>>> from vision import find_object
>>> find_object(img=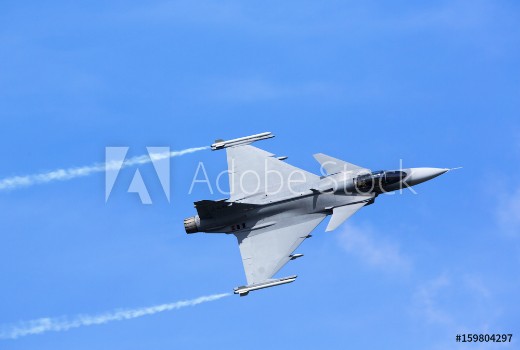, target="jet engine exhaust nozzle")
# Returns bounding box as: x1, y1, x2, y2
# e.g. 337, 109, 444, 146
184, 216, 200, 234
